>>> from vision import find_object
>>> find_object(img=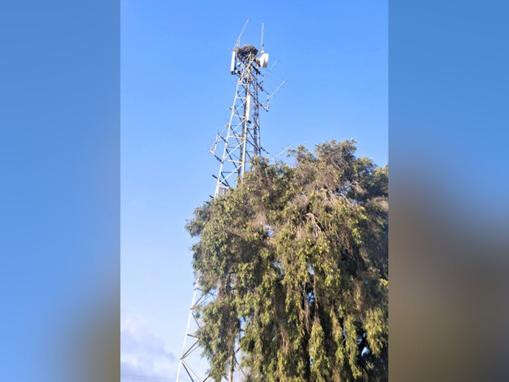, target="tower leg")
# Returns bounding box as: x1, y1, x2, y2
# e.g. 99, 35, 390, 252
176, 286, 198, 382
